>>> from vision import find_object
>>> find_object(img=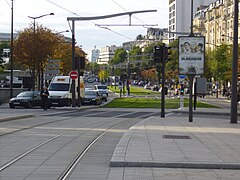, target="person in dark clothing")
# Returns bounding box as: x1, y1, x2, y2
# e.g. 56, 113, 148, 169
40, 86, 49, 110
